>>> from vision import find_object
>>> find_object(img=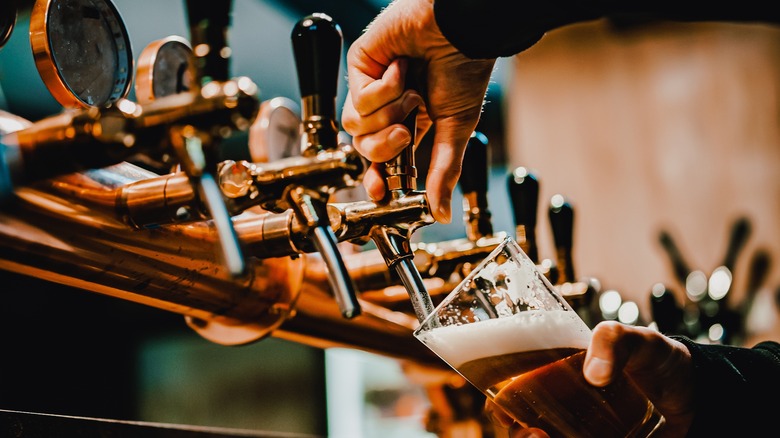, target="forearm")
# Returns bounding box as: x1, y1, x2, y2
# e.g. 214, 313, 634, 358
433, 0, 780, 59
672, 337, 780, 436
